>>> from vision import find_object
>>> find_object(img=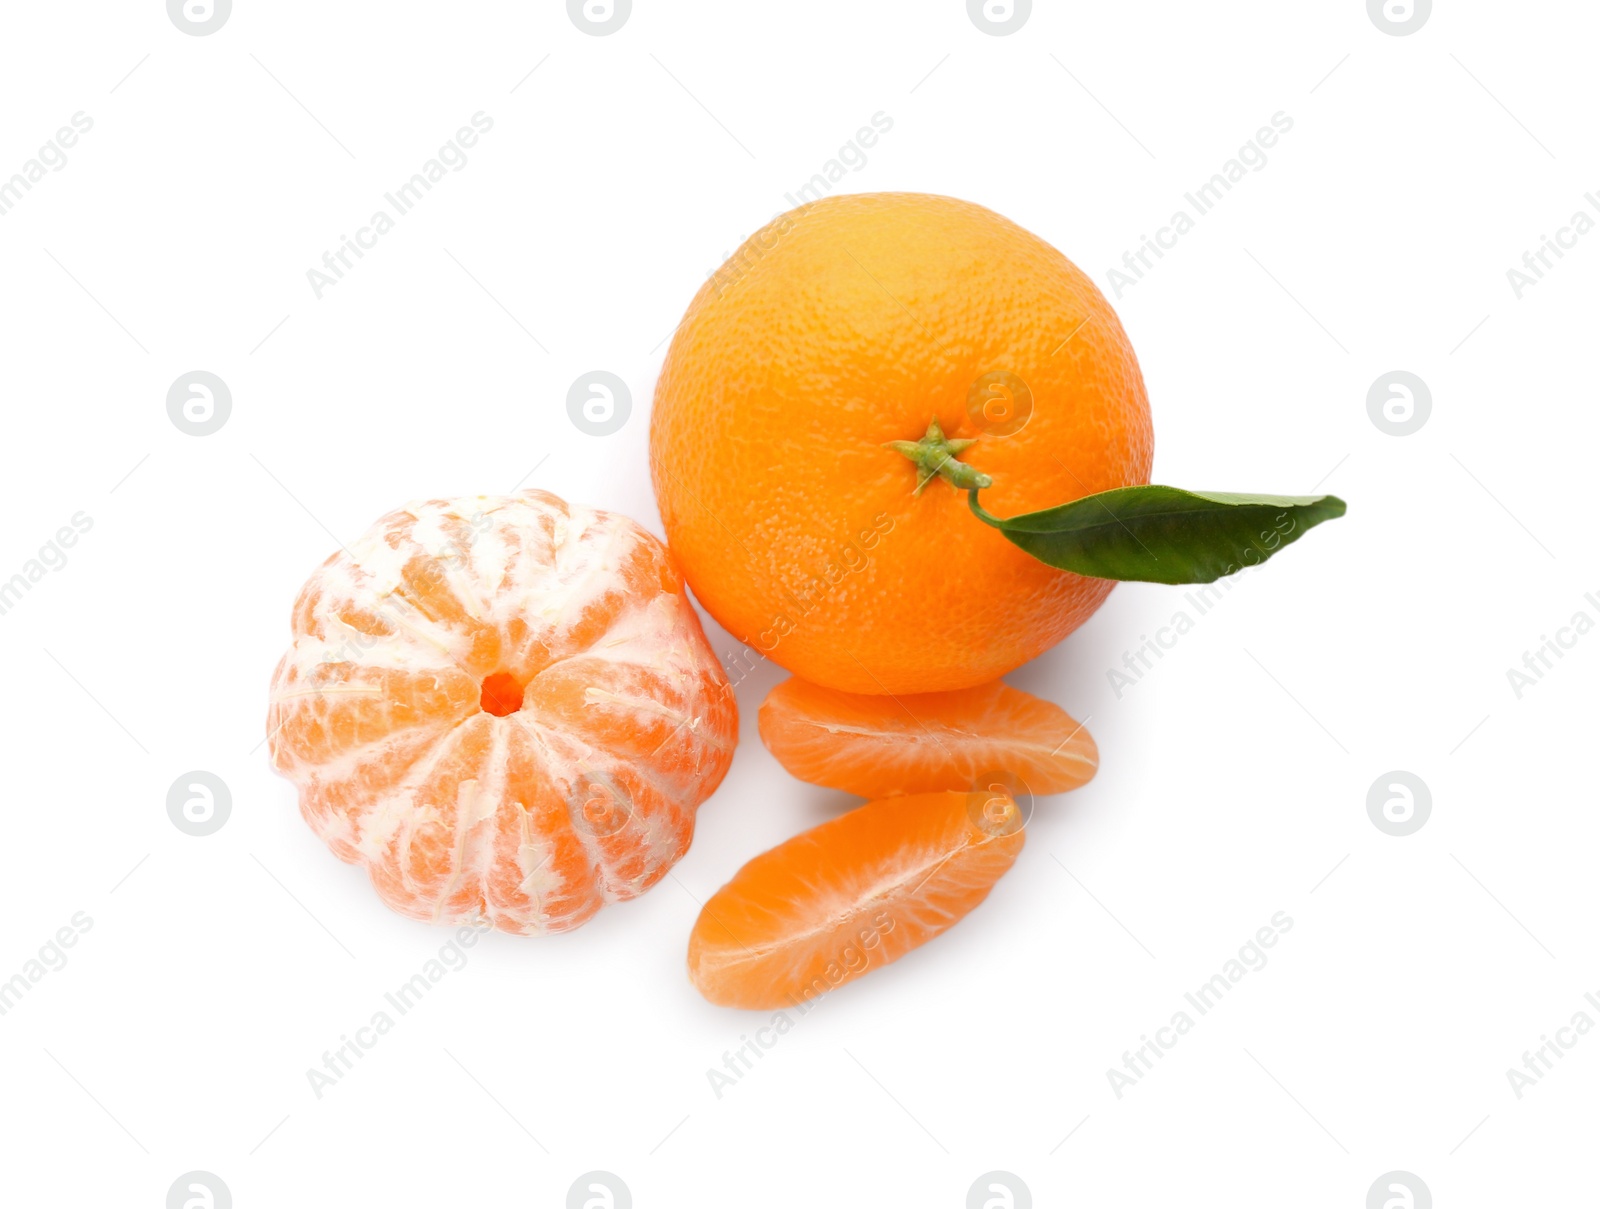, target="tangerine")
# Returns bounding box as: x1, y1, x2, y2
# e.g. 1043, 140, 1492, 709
688, 789, 1026, 1009
651, 192, 1152, 694
267, 490, 737, 935
758, 675, 1096, 799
